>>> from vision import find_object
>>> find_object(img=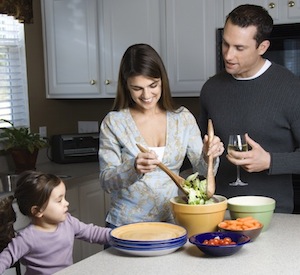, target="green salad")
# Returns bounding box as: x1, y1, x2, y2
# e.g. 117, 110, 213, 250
182, 172, 214, 205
